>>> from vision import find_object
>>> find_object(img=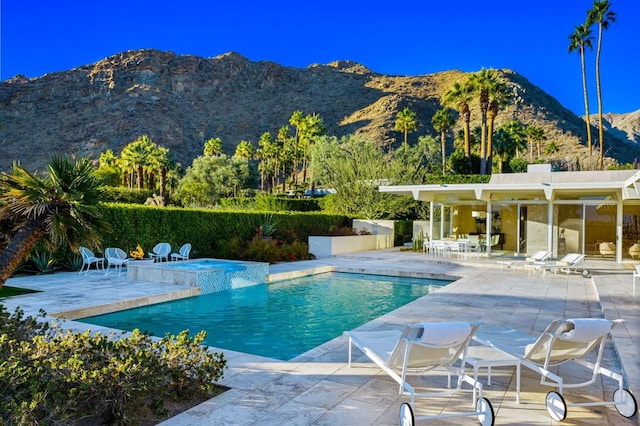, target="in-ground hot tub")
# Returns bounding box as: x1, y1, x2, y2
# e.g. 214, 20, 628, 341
127, 258, 269, 295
